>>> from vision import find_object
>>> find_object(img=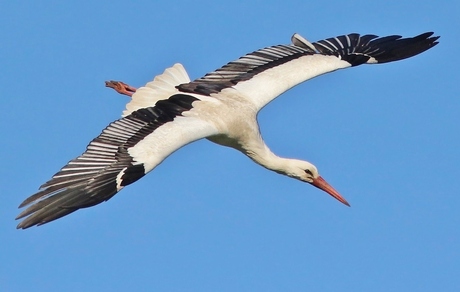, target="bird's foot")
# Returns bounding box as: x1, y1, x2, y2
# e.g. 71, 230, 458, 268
105, 81, 137, 97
